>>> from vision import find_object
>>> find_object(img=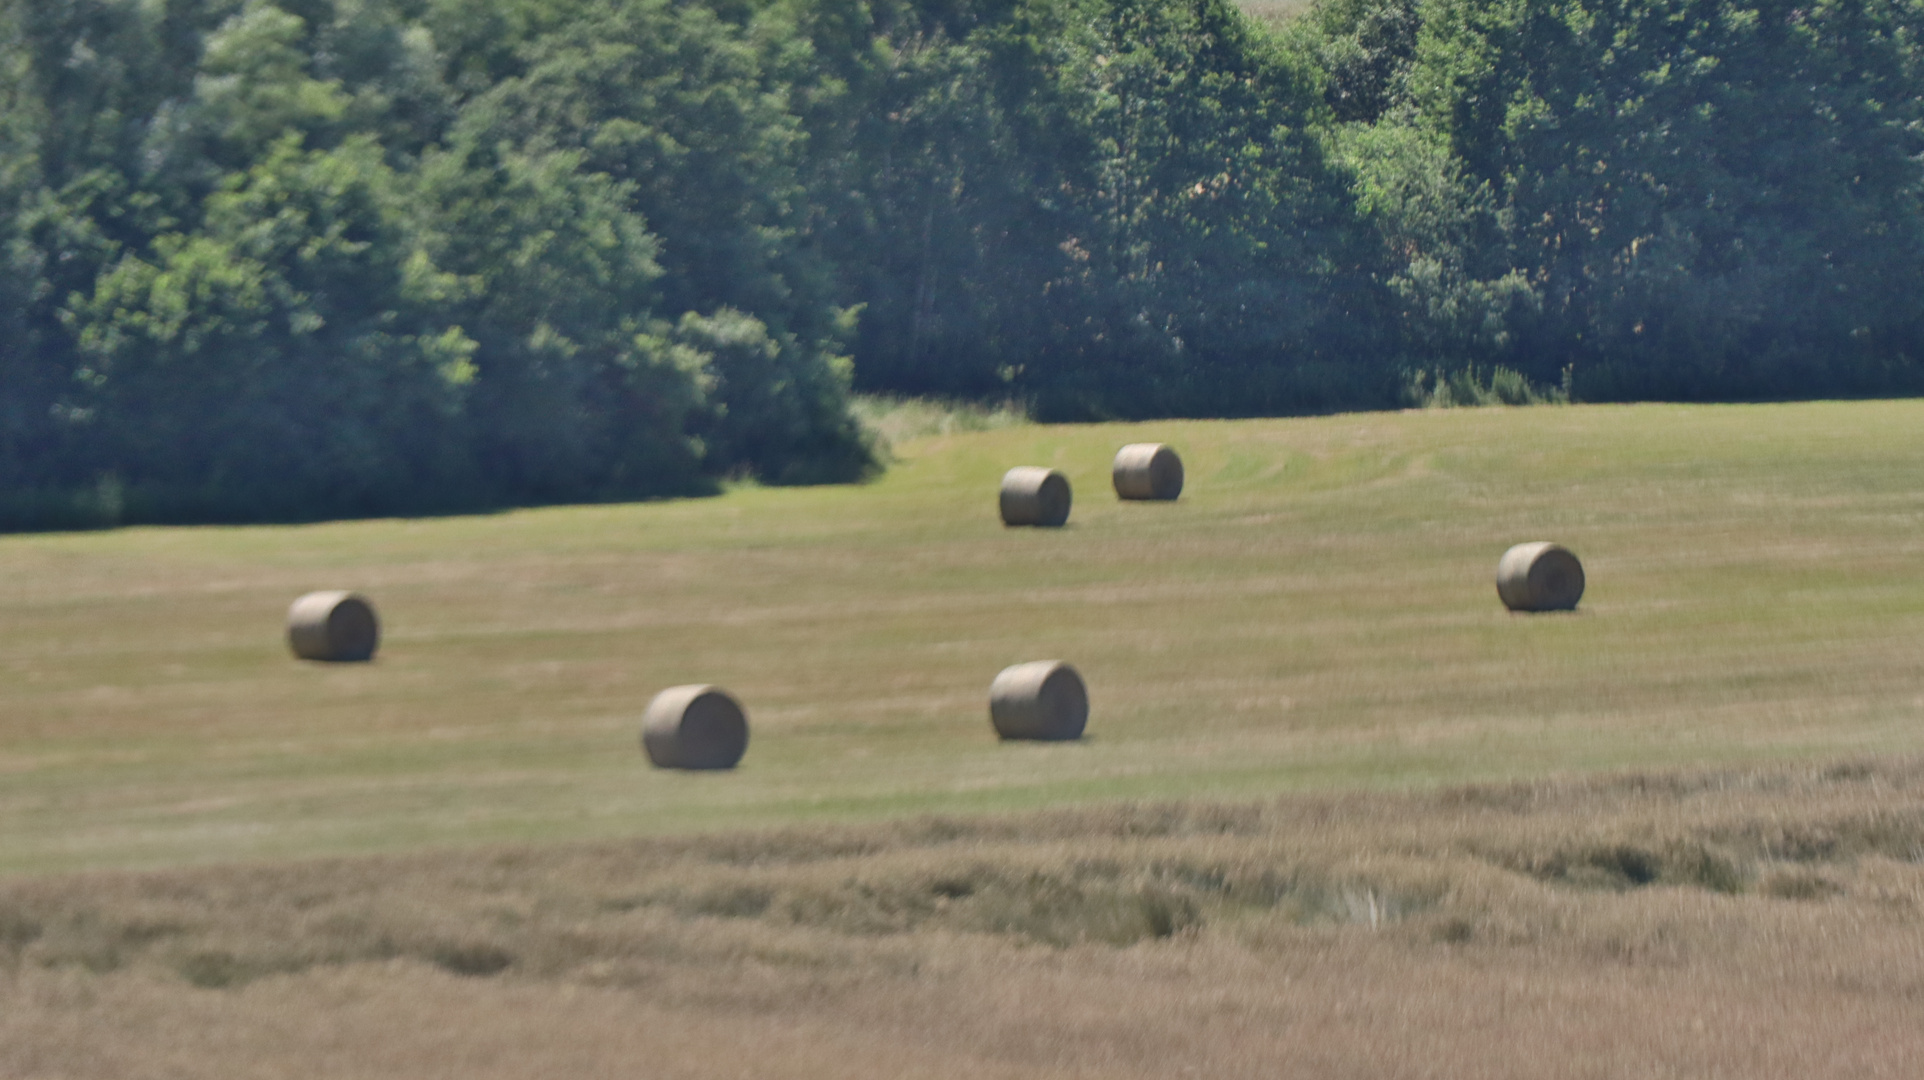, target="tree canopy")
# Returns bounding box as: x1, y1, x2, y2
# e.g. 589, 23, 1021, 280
2, 0, 1920, 527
